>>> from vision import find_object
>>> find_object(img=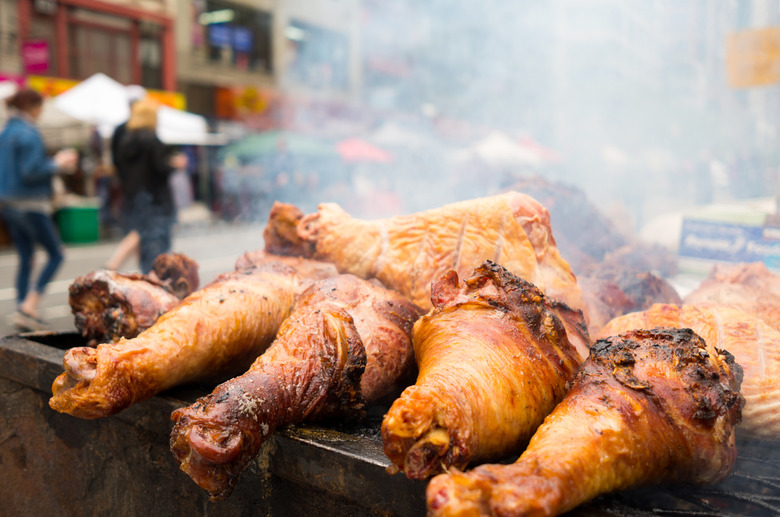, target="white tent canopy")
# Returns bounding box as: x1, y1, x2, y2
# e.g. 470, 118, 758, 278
157, 105, 227, 145
53, 73, 129, 138
53, 73, 224, 145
